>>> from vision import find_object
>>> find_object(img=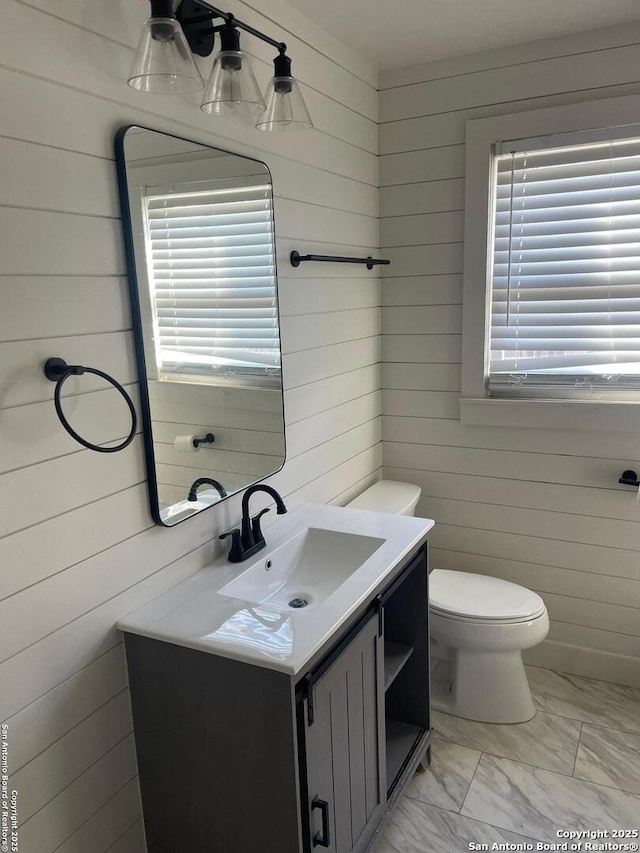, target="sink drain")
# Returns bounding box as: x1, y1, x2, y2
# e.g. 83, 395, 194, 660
289, 597, 309, 609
